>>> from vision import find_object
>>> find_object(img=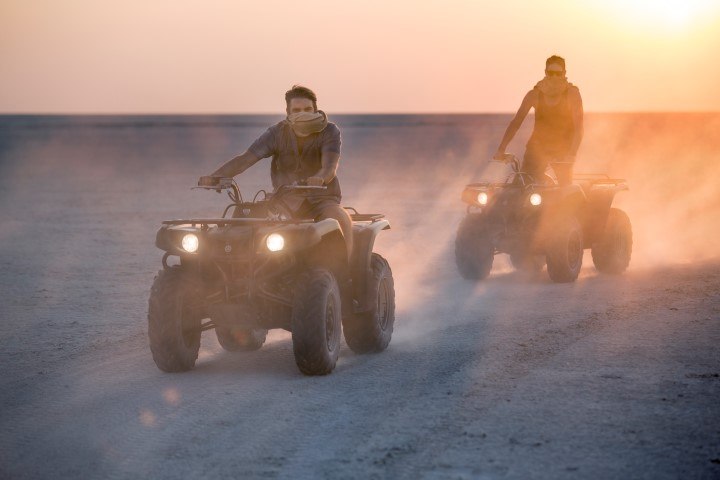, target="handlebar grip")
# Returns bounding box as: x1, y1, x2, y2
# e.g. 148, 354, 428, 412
198, 176, 234, 189
491, 153, 518, 164
198, 175, 220, 187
